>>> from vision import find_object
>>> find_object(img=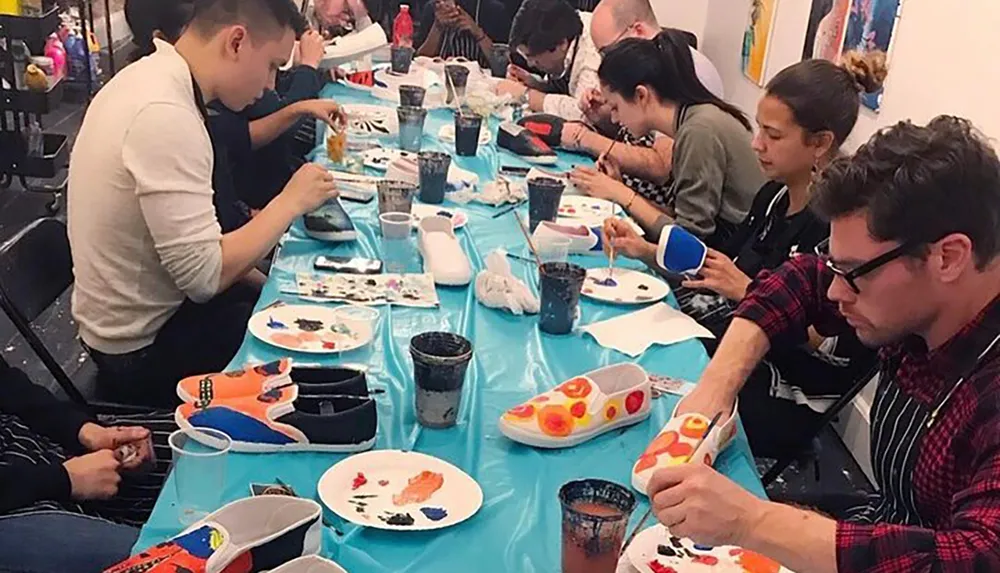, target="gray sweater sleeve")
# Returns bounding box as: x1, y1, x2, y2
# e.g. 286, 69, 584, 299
666, 126, 727, 239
